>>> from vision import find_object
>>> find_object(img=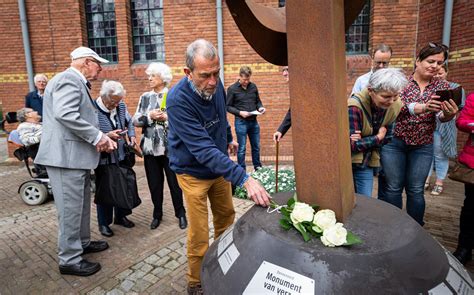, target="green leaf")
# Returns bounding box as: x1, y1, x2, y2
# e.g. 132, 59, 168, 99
287, 196, 296, 208
344, 231, 363, 246
280, 207, 291, 217
294, 223, 311, 242
269, 200, 280, 209
279, 219, 292, 230
311, 204, 320, 211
